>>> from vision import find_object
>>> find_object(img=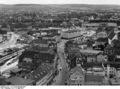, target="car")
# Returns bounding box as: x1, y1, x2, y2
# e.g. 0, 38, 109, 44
58, 65, 62, 71
59, 66, 62, 71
